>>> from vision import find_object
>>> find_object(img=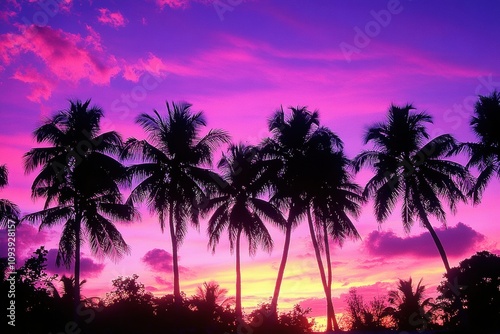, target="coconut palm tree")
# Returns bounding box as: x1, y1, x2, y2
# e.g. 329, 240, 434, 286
457, 91, 500, 203
263, 106, 347, 330
0, 164, 20, 226
307, 147, 364, 331
353, 104, 471, 275
203, 143, 284, 318
122, 101, 229, 303
23, 99, 136, 312
385, 278, 434, 331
